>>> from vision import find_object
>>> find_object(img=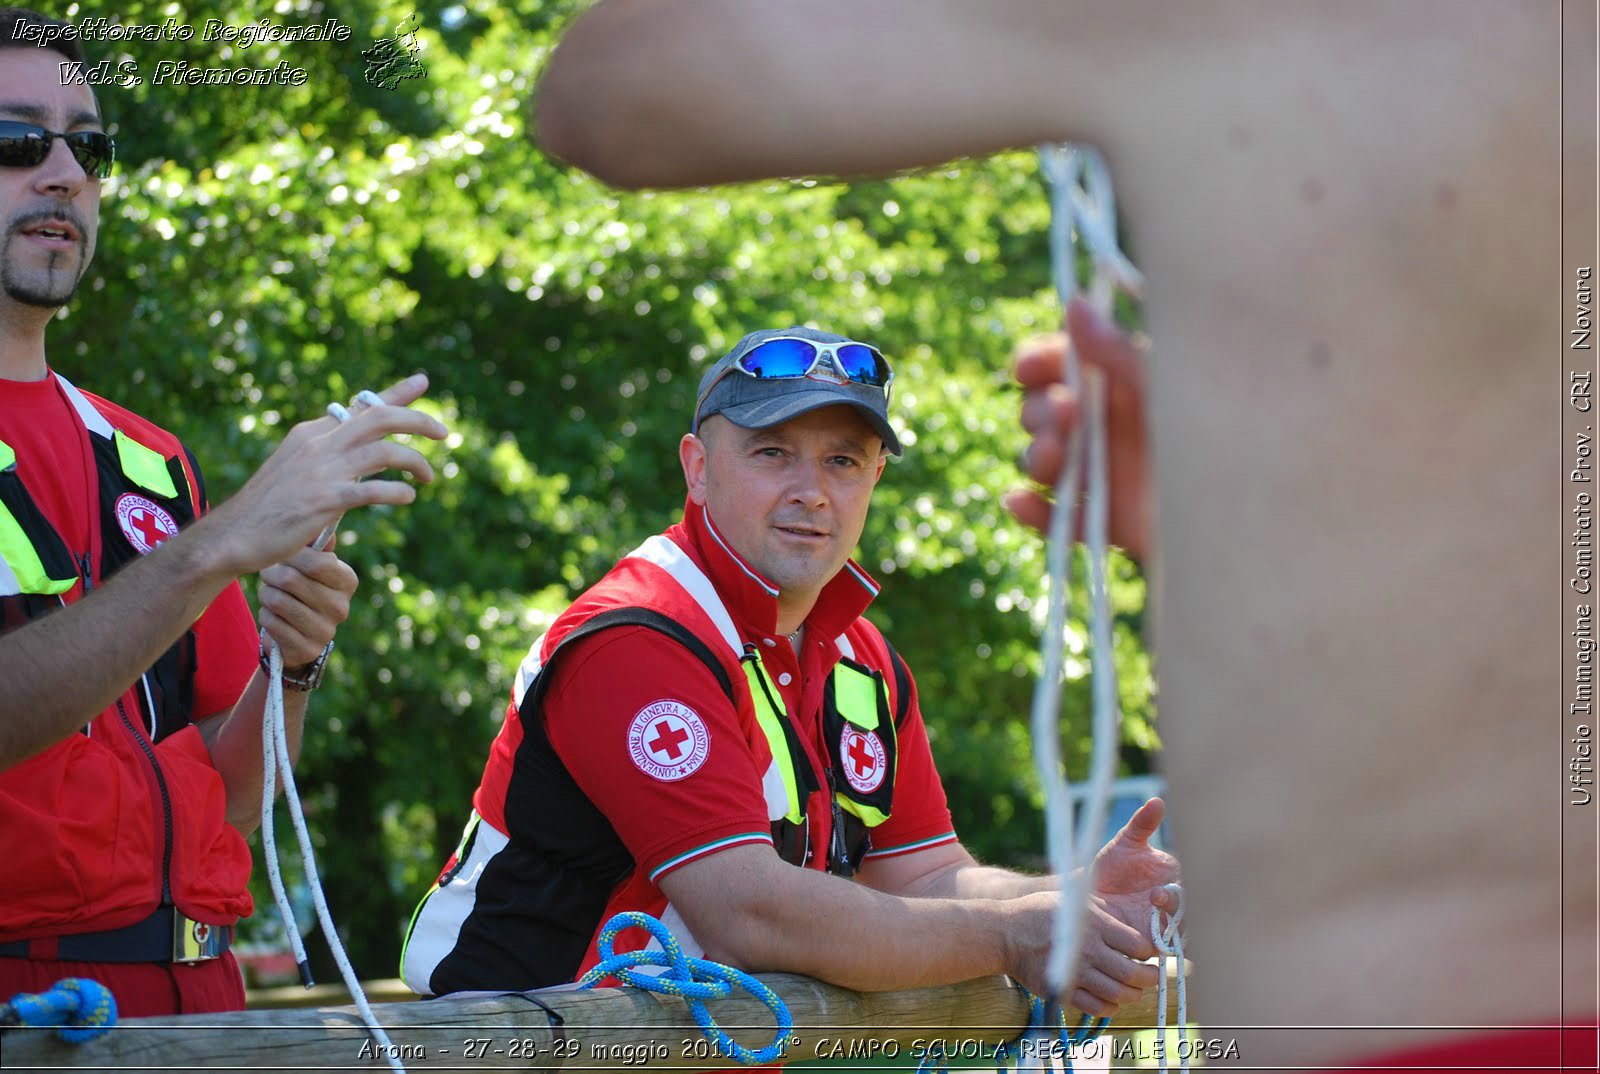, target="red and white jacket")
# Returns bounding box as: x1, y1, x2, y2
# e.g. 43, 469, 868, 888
403, 501, 956, 995
0, 373, 256, 941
